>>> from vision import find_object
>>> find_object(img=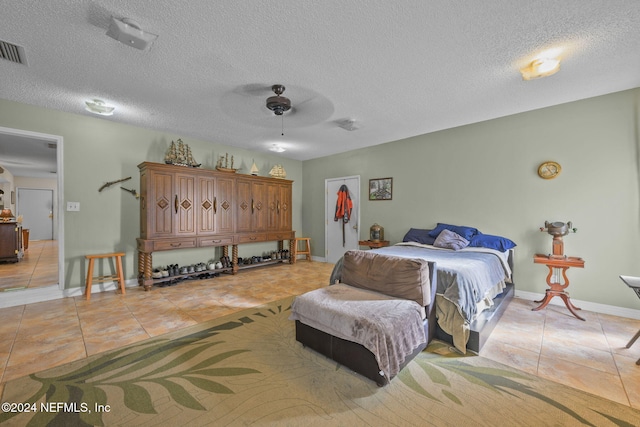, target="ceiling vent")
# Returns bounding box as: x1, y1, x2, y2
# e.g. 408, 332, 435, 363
0, 40, 27, 65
